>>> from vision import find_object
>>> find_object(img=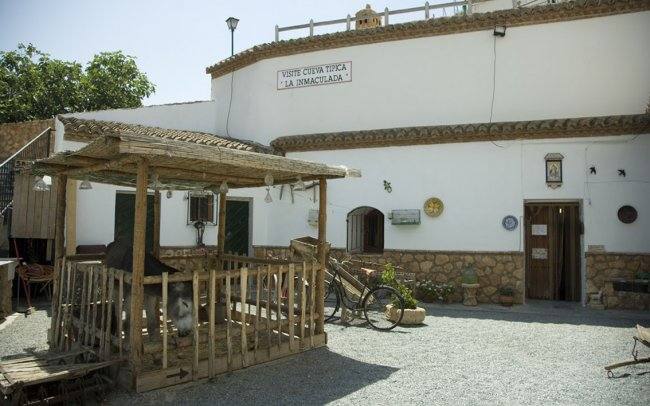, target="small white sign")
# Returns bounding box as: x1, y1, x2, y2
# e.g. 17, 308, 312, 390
531, 248, 548, 259
277, 61, 352, 90
532, 224, 547, 236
